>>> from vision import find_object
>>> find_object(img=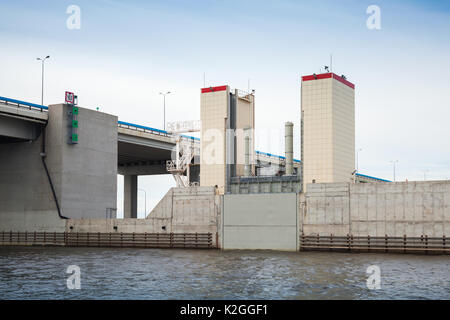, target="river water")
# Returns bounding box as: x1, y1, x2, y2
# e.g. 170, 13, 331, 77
0, 246, 448, 300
